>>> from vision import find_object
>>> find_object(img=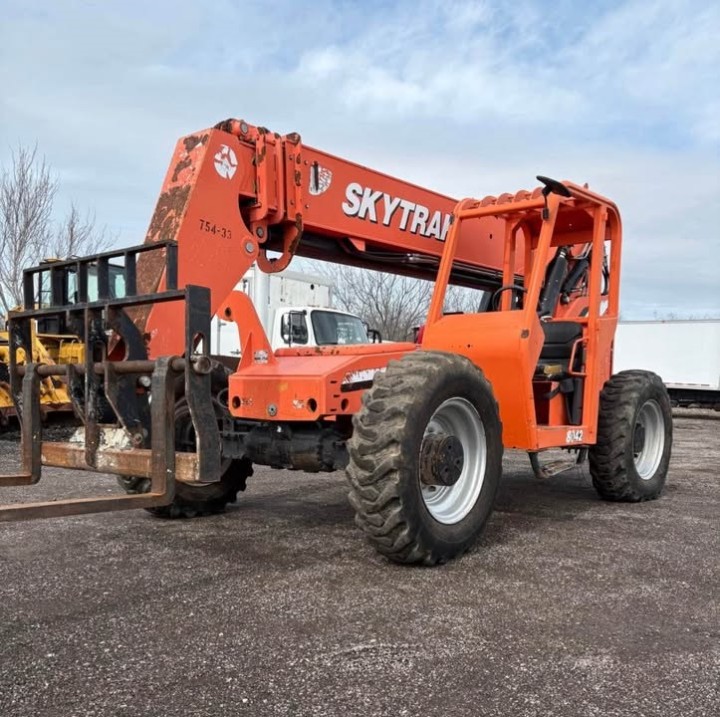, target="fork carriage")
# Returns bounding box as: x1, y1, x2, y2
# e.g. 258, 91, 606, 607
0, 241, 223, 521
